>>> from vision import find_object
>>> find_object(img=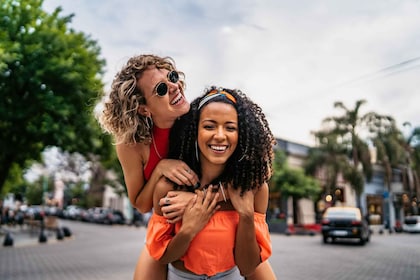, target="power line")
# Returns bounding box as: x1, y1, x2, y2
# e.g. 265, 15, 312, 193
323, 56, 420, 91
